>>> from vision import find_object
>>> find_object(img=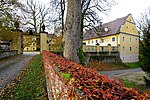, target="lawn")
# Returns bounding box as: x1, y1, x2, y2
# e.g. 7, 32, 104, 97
125, 62, 140, 68
0, 55, 48, 99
